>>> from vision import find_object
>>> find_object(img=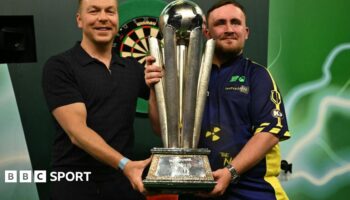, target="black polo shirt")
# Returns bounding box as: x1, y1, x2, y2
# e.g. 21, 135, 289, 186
42, 42, 149, 176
